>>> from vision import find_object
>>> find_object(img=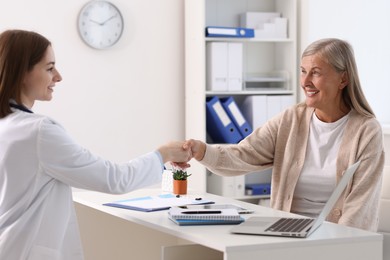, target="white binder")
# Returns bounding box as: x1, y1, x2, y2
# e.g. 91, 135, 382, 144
241, 95, 268, 129
207, 171, 245, 198
227, 43, 243, 91
206, 42, 243, 92
206, 42, 228, 91
241, 95, 295, 129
